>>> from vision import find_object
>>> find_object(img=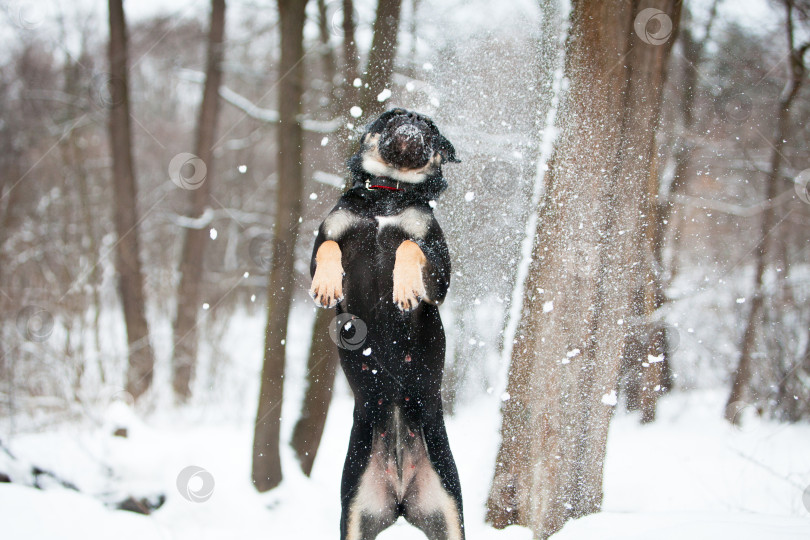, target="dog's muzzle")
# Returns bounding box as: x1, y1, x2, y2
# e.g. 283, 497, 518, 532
379, 115, 433, 169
